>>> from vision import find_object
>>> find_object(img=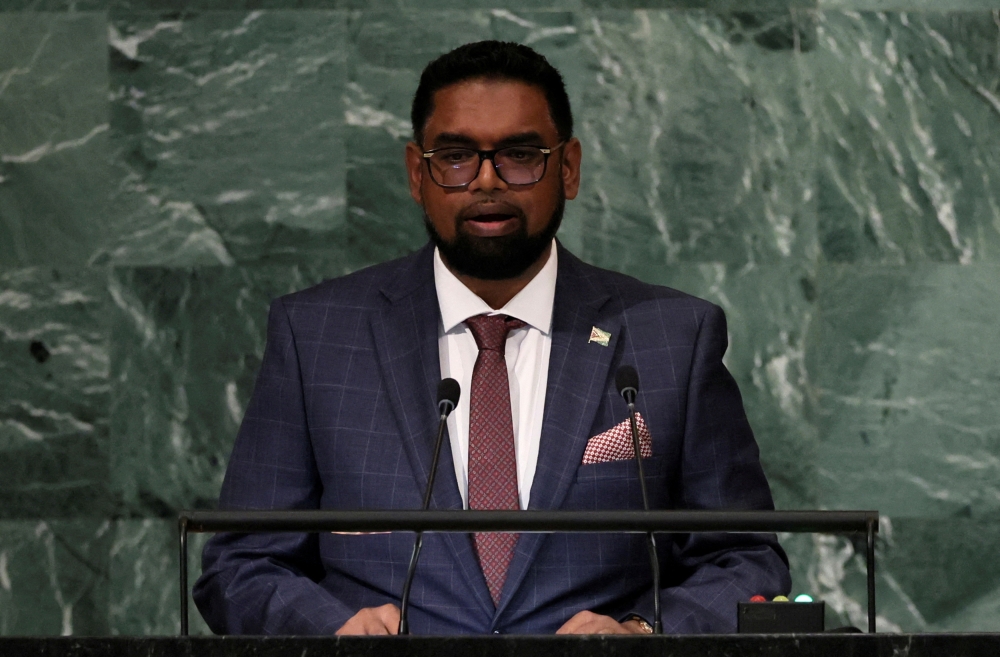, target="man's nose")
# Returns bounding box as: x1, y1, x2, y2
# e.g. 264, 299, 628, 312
467, 156, 508, 193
